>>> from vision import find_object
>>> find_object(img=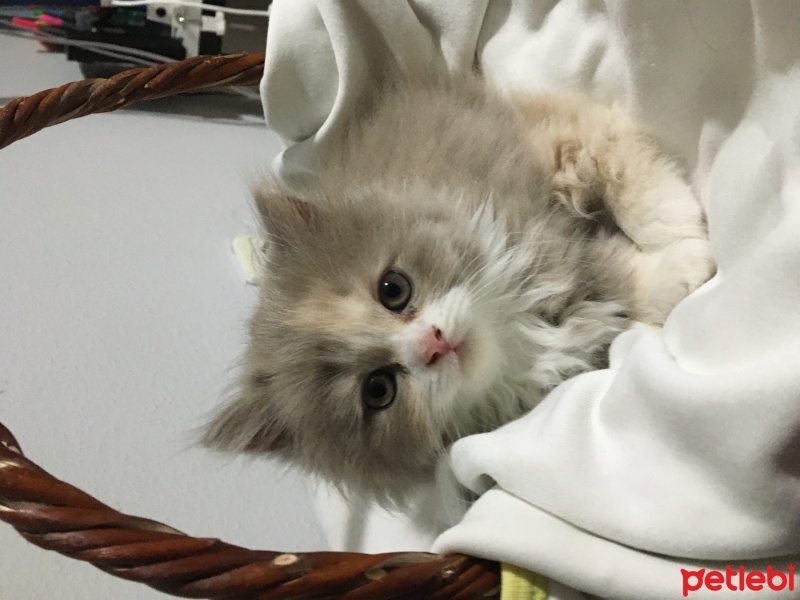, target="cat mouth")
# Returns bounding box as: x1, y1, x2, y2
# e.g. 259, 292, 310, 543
429, 333, 470, 371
